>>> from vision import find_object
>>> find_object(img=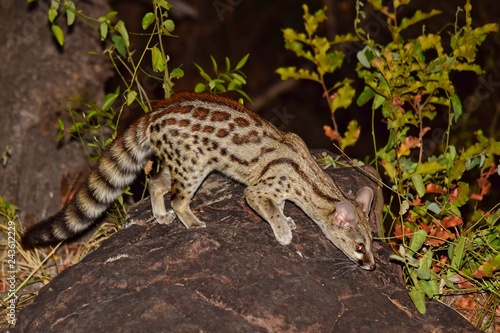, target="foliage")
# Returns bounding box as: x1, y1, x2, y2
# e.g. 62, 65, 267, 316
353, 0, 500, 324
276, 5, 359, 149
280, 0, 499, 327
194, 54, 252, 103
